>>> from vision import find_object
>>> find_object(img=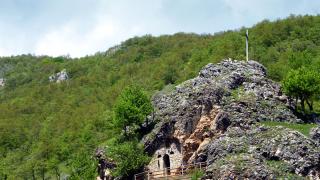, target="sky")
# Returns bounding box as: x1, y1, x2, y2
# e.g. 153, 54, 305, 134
0, 0, 319, 57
